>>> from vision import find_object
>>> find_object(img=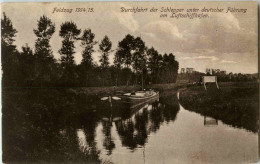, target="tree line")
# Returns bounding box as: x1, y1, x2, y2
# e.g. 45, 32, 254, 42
2, 13, 179, 87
